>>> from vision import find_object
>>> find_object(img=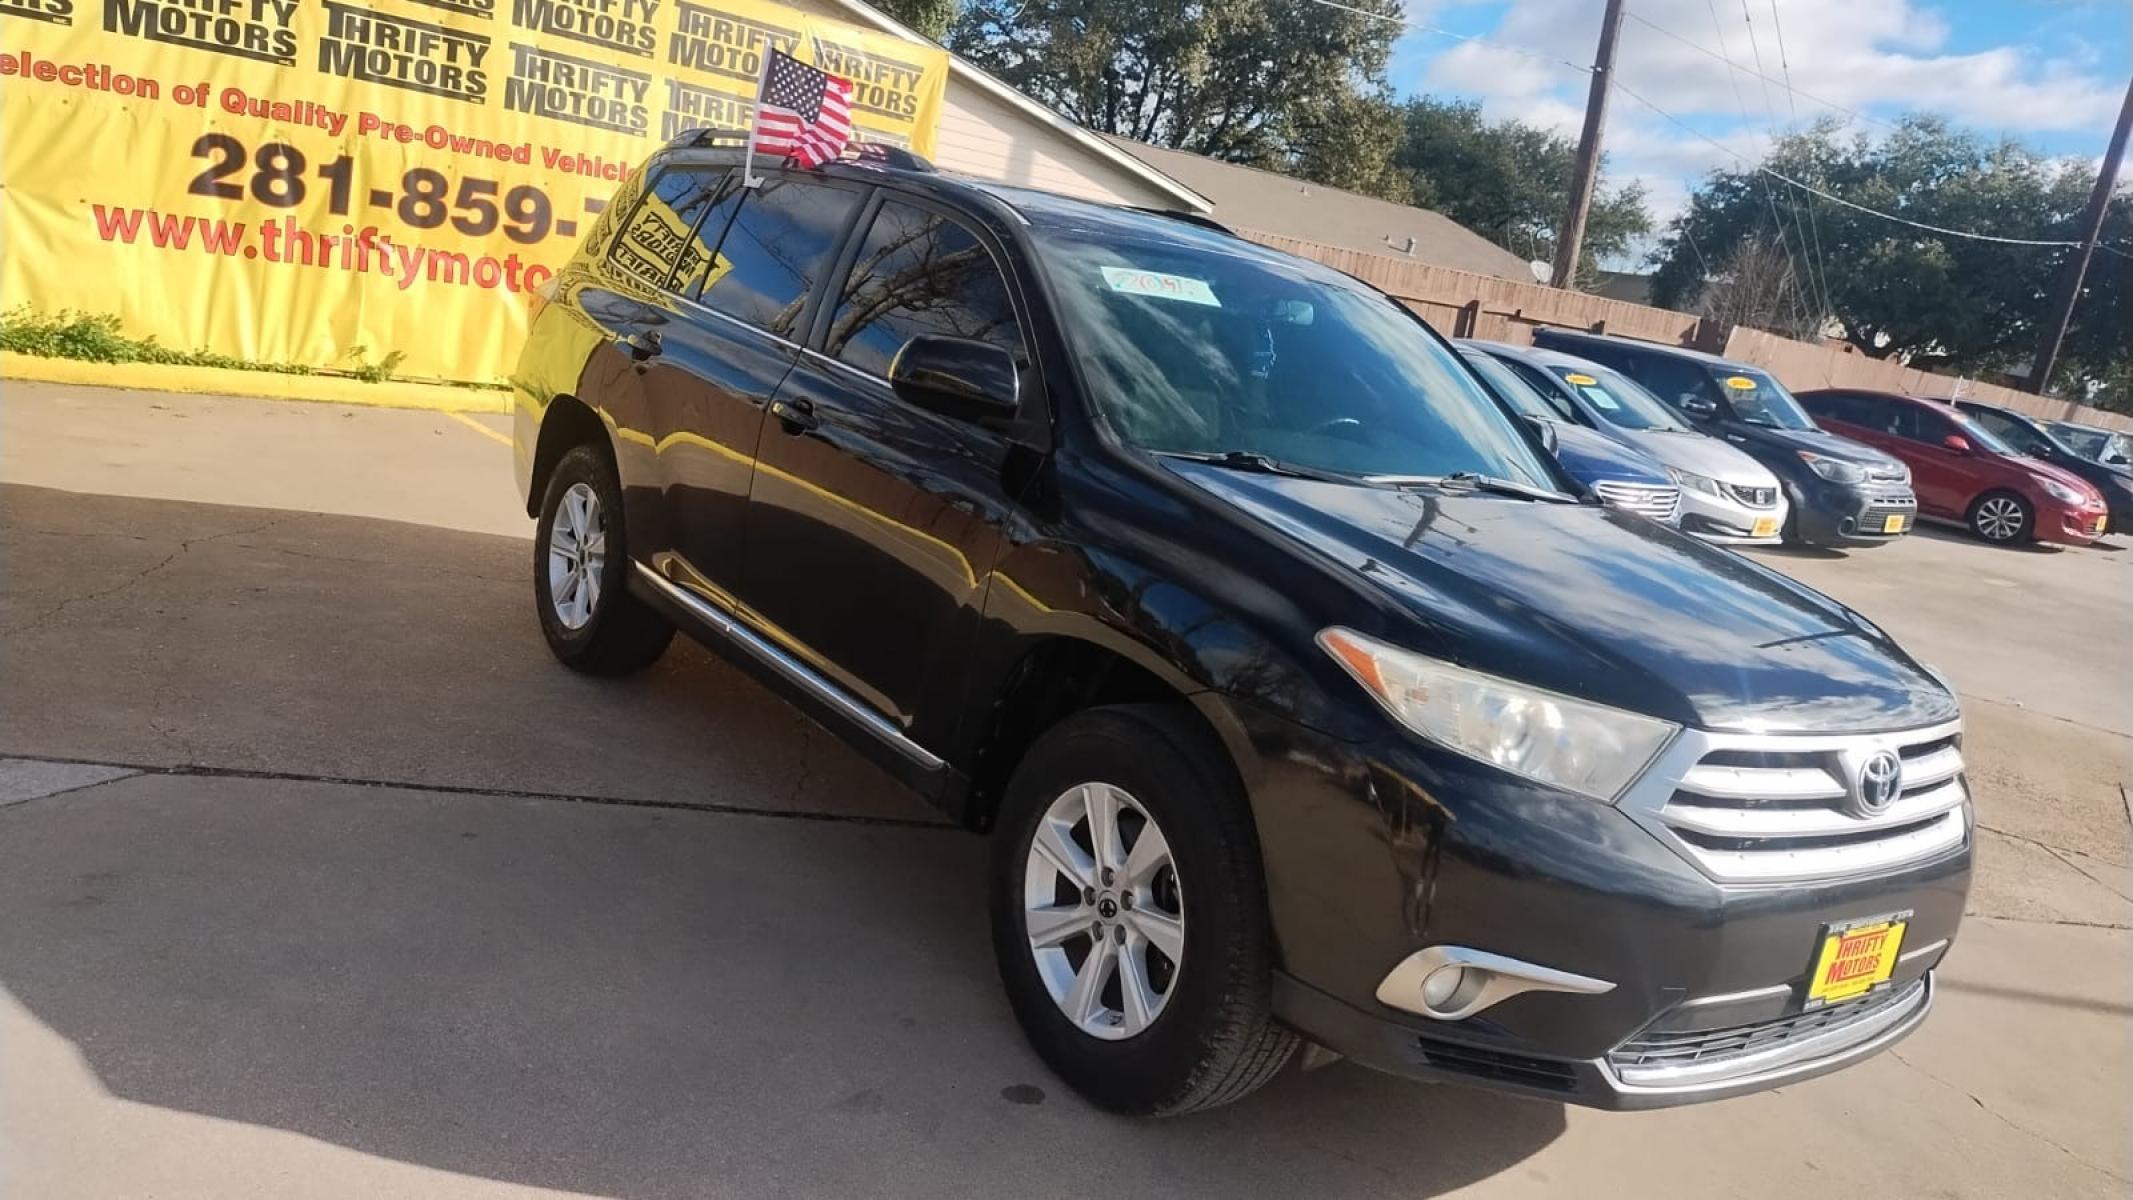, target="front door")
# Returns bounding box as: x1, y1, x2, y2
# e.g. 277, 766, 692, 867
740, 194, 1039, 745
